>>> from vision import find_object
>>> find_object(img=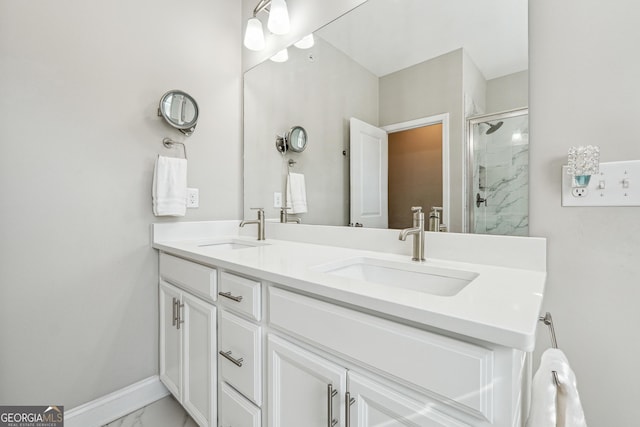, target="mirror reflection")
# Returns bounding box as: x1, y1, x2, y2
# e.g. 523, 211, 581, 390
243, 0, 528, 234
